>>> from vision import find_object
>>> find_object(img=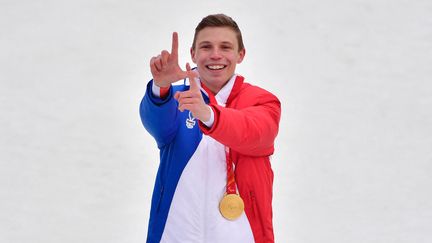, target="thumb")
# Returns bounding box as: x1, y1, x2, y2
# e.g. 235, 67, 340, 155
186, 63, 199, 91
